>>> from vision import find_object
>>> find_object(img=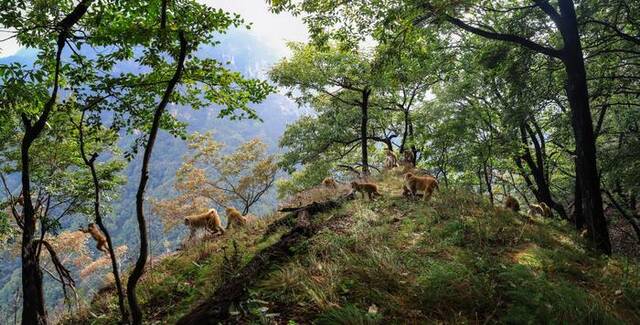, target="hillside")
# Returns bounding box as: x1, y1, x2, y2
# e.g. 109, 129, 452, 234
0, 29, 300, 322
65, 173, 640, 324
